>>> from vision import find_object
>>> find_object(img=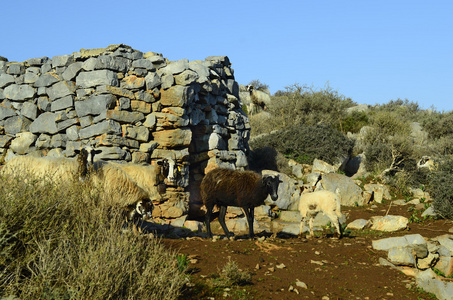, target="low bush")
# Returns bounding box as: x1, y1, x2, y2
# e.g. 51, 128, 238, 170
0, 173, 186, 299
428, 158, 453, 220
250, 124, 354, 165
